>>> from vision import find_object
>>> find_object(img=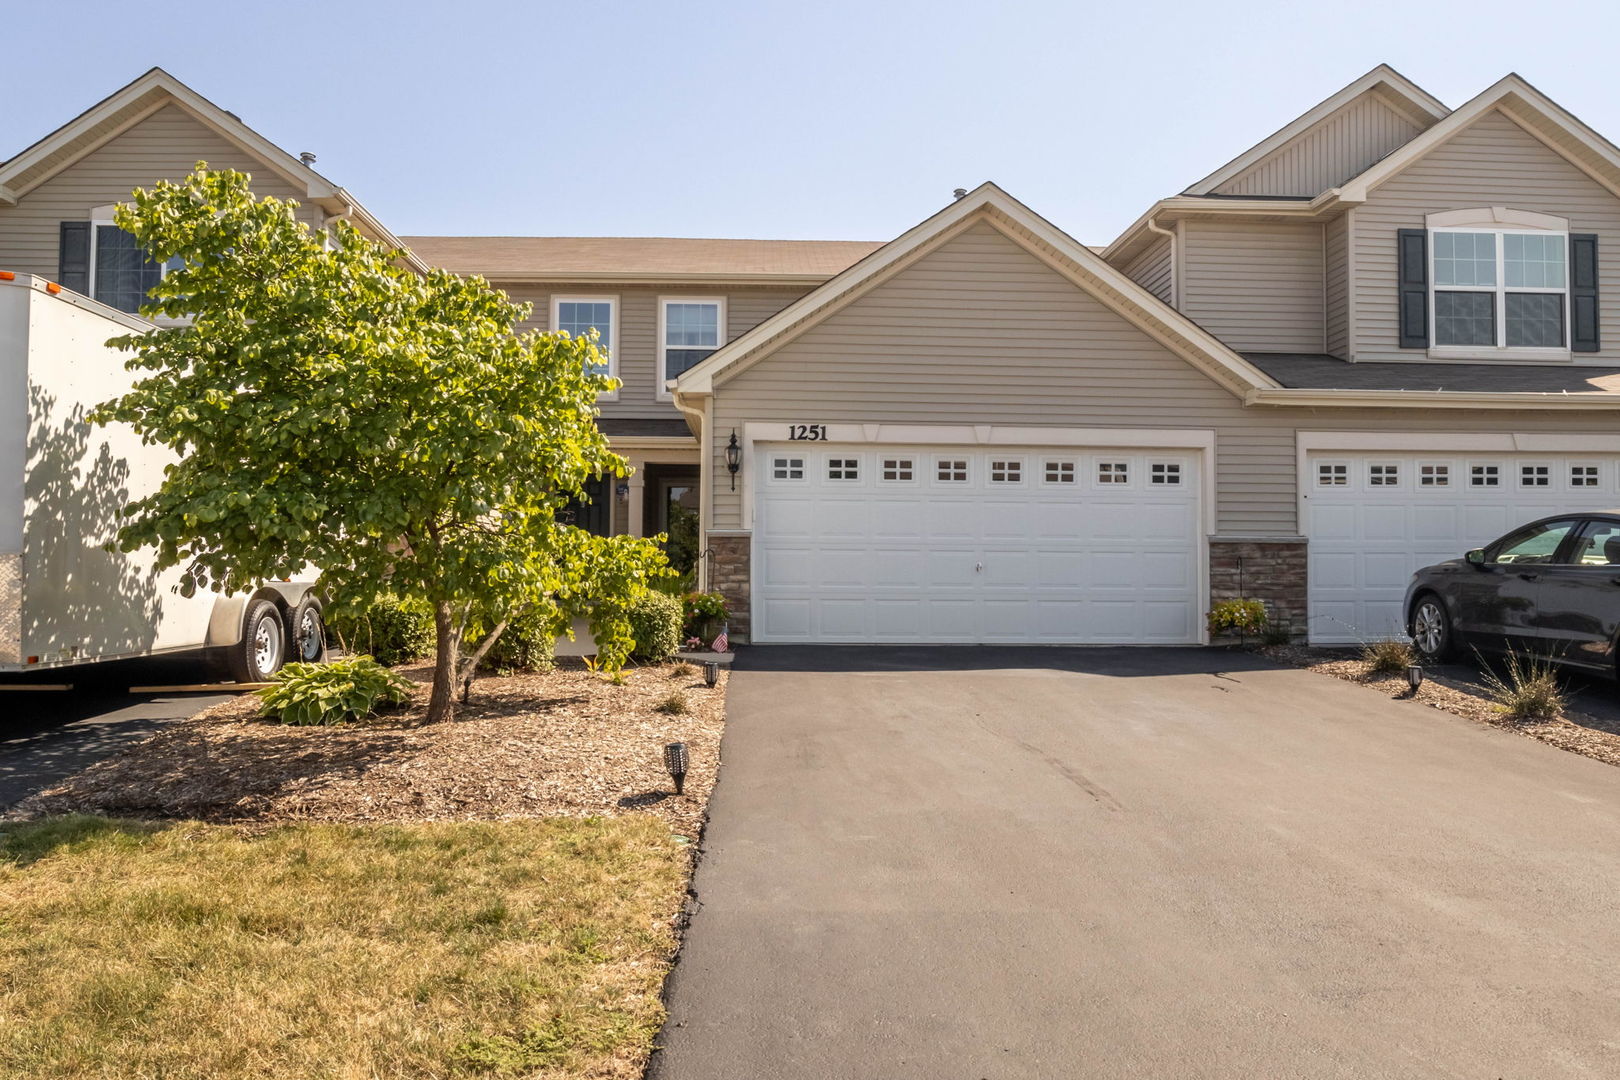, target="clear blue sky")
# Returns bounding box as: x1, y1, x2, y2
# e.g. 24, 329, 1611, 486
7, 0, 1620, 245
